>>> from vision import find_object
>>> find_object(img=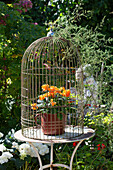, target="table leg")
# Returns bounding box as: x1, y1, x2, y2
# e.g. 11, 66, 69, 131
29, 140, 84, 170
50, 143, 54, 170
70, 140, 84, 170
28, 142, 43, 170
